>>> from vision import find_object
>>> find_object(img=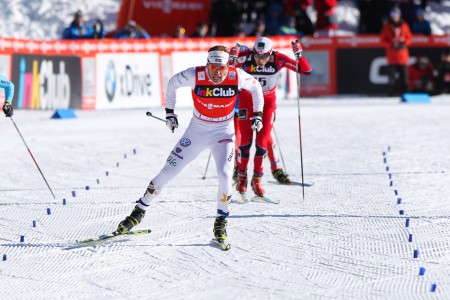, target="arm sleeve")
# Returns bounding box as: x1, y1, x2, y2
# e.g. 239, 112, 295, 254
237, 68, 264, 113
0, 76, 14, 102
278, 52, 312, 76
165, 67, 196, 110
